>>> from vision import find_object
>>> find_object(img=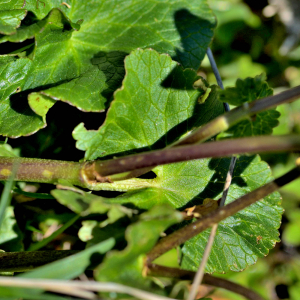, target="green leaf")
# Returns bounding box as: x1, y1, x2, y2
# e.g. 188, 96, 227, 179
51, 189, 135, 227
1, 0, 216, 137
0, 206, 23, 252
73, 49, 224, 160
0, 0, 26, 10
94, 205, 182, 290
35, 66, 108, 112
0, 56, 42, 137
0, 8, 80, 43
0, 9, 27, 35
22, 238, 115, 279
68, 0, 216, 70
0, 144, 18, 157
28, 93, 56, 122
180, 155, 283, 273
73, 50, 282, 273
0, 1, 74, 24
218, 74, 273, 106
218, 74, 280, 137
